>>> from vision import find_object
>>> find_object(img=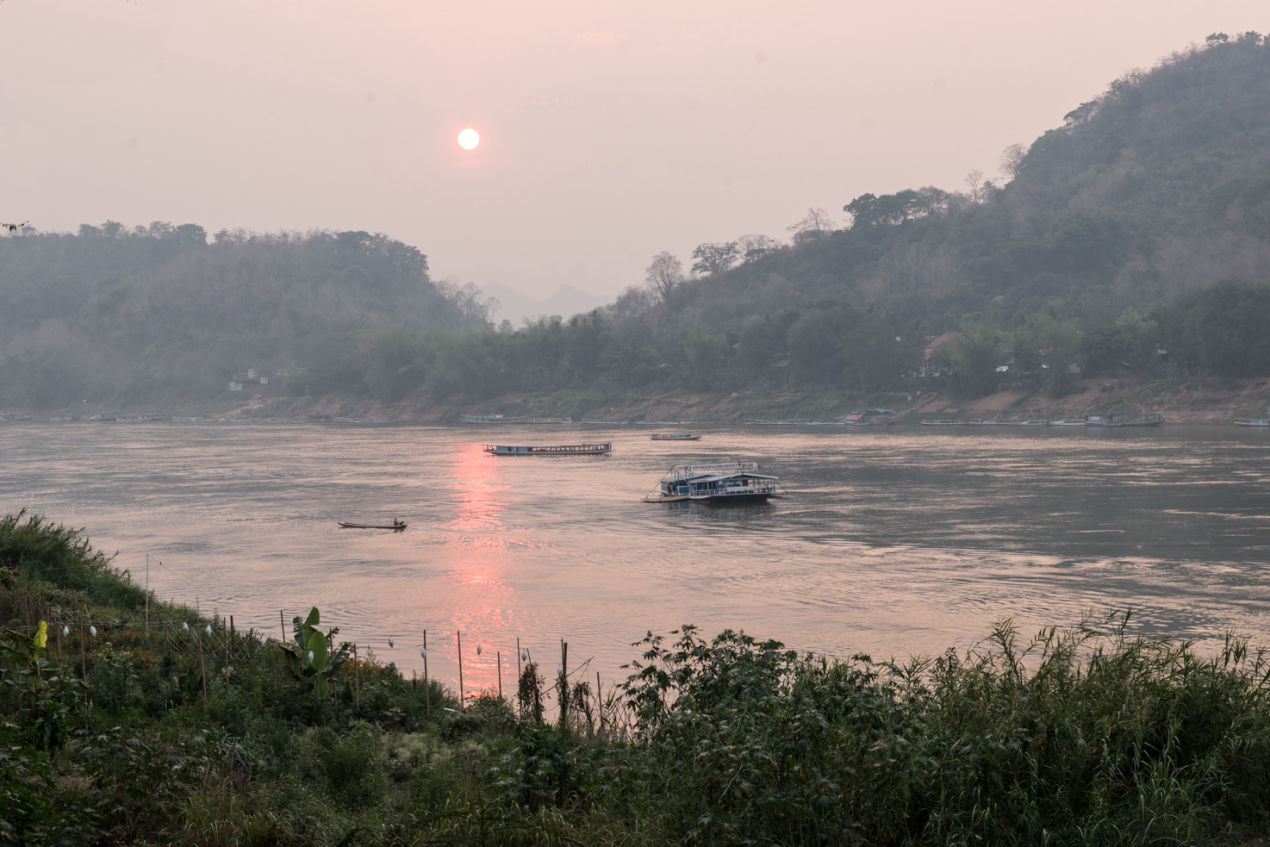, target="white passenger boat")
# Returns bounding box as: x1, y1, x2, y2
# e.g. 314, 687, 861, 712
644, 461, 779, 503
